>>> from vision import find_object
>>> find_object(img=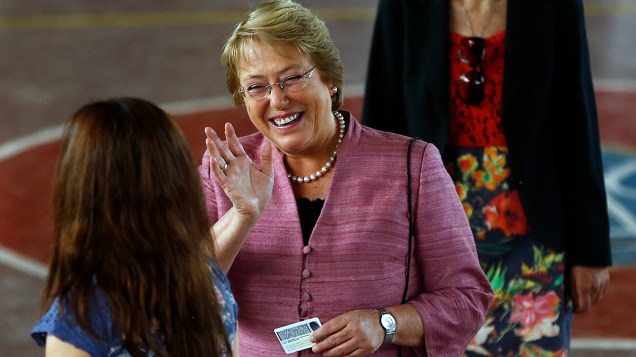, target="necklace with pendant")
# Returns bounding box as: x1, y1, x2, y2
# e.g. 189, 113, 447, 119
461, 0, 501, 38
